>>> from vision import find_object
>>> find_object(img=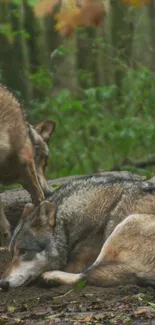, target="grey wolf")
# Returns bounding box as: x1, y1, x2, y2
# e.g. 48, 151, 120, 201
0, 84, 56, 205
1, 173, 155, 289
